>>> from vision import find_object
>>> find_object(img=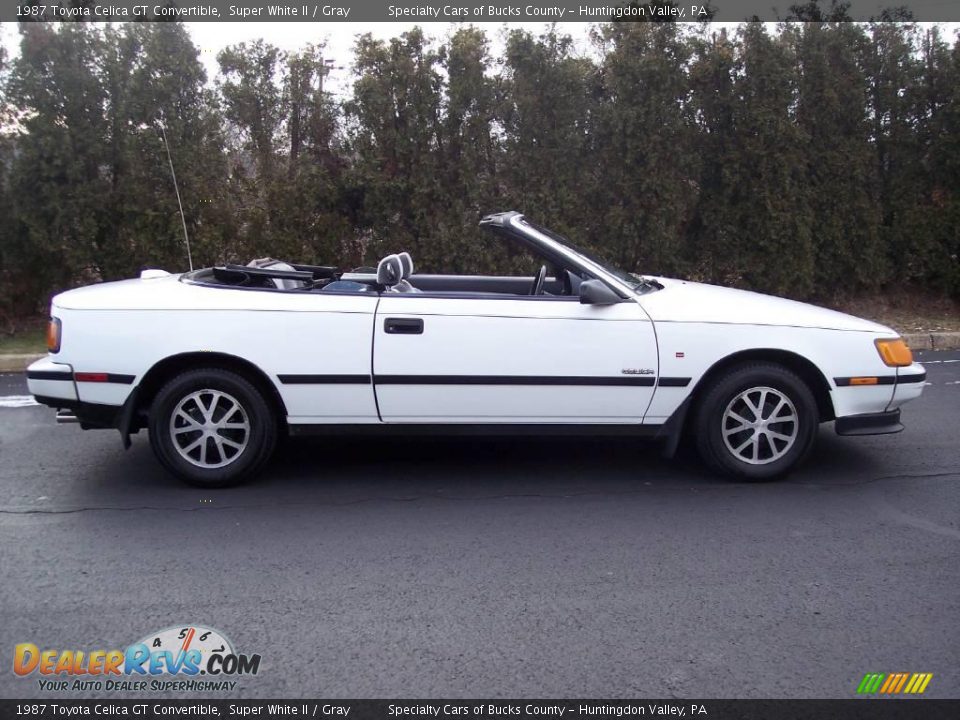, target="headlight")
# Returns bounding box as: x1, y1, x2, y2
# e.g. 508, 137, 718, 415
875, 337, 912, 367
46, 317, 61, 354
